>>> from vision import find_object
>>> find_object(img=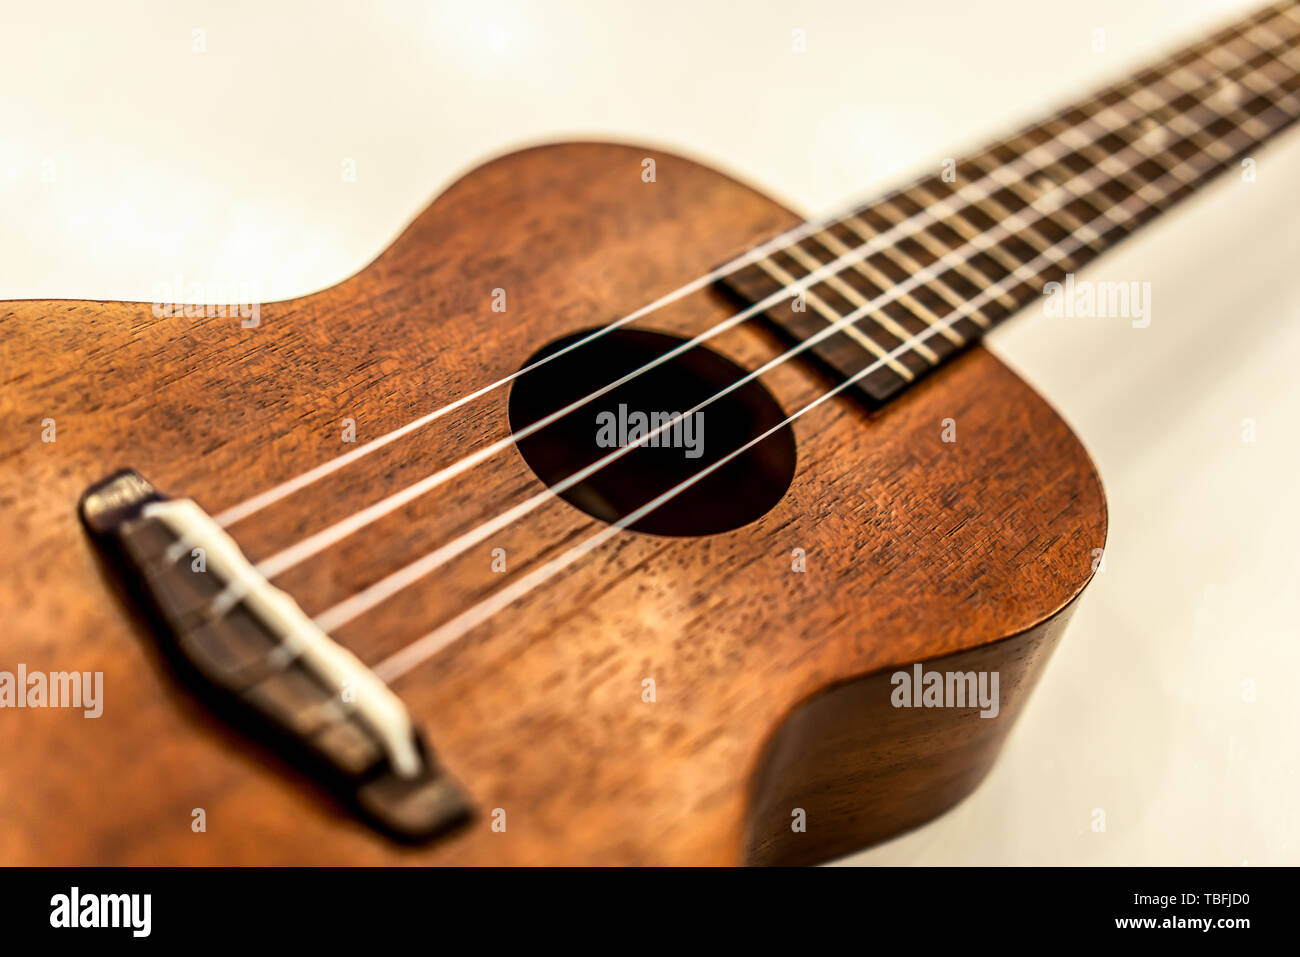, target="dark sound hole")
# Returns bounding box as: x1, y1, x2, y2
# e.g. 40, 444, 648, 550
508, 328, 797, 537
